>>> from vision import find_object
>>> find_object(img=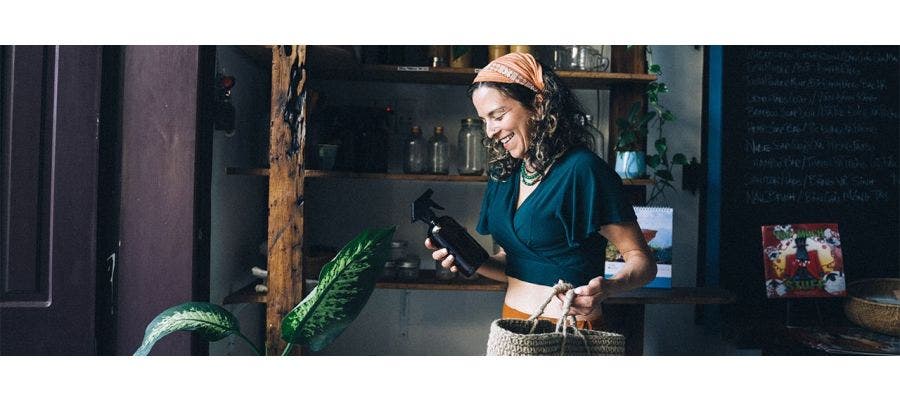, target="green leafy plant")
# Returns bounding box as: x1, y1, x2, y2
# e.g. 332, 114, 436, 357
614, 101, 655, 152
134, 226, 396, 356
644, 57, 691, 205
